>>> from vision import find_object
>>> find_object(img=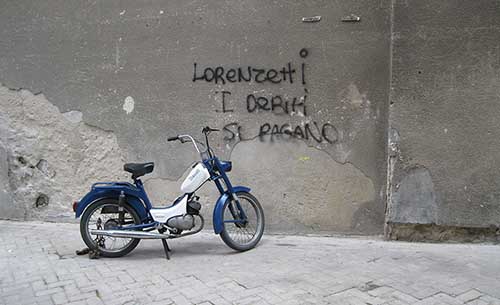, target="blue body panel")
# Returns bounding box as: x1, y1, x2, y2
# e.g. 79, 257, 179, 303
212, 186, 250, 234
75, 182, 150, 221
